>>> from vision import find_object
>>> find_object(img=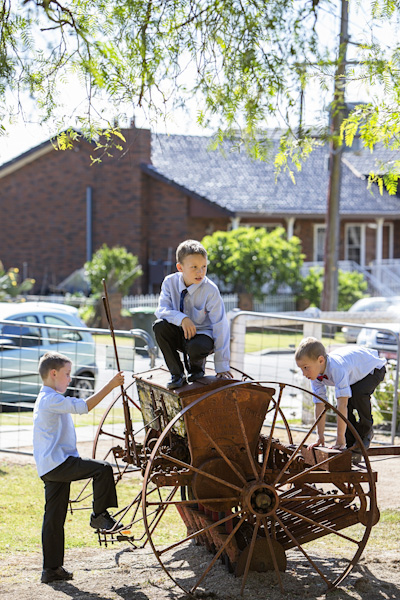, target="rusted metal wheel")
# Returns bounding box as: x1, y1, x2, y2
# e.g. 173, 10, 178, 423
142, 381, 377, 595
91, 382, 183, 545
